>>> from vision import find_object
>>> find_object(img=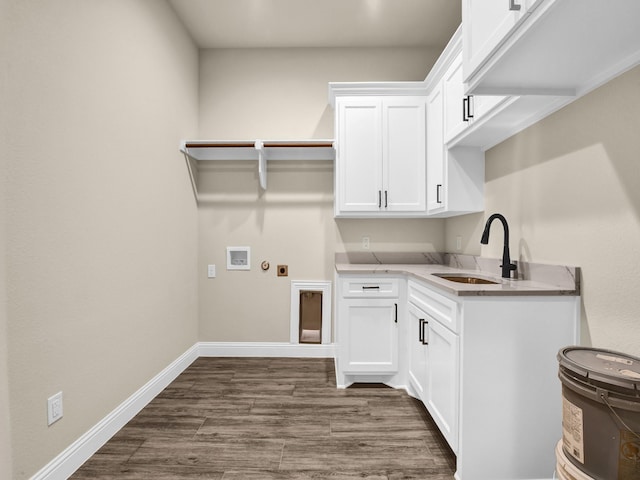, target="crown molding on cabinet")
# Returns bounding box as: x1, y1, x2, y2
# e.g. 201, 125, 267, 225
328, 82, 428, 108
